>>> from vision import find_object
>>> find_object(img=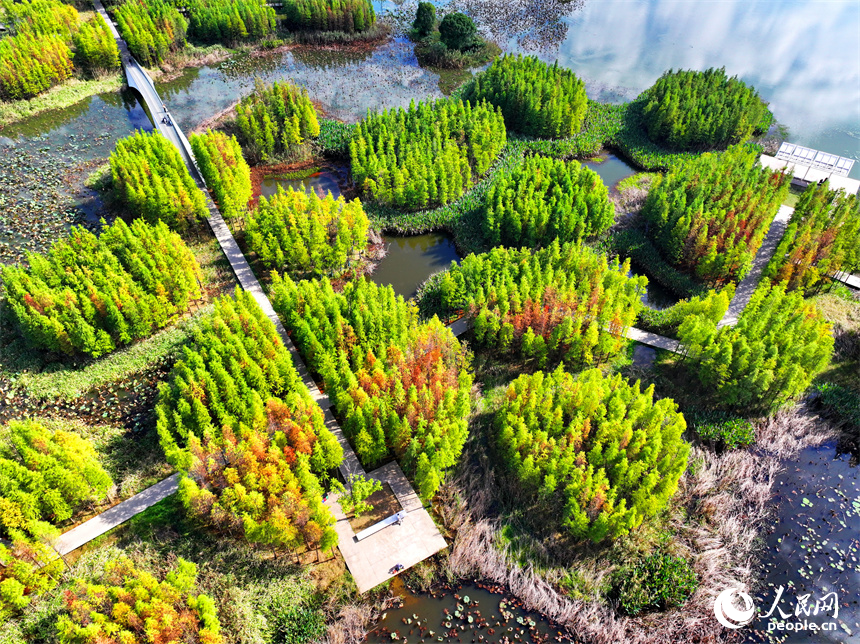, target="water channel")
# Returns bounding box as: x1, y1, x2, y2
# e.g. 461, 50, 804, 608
1, 0, 858, 641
